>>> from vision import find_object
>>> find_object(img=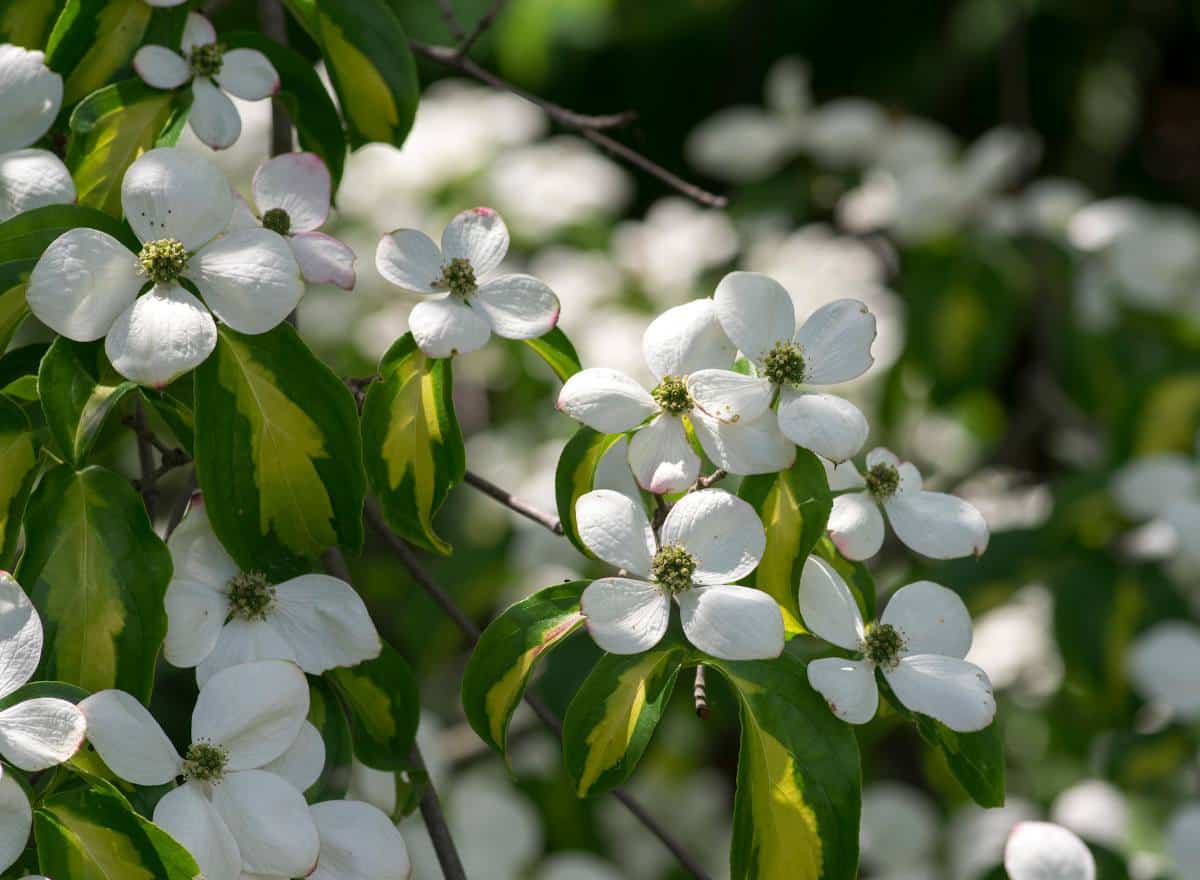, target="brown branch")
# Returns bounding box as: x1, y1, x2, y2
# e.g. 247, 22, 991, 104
694, 469, 727, 491
455, 0, 506, 58
259, 0, 293, 158
436, 0, 466, 40
693, 665, 710, 720
464, 470, 562, 534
